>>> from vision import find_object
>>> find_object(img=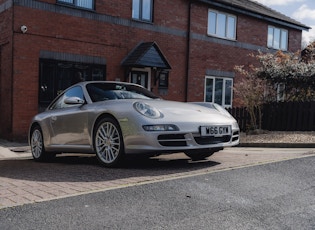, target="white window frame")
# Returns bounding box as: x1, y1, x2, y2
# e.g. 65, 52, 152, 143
207, 9, 237, 40
267, 26, 288, 51
204, 76, 233, 108
132, 0, 153, 22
